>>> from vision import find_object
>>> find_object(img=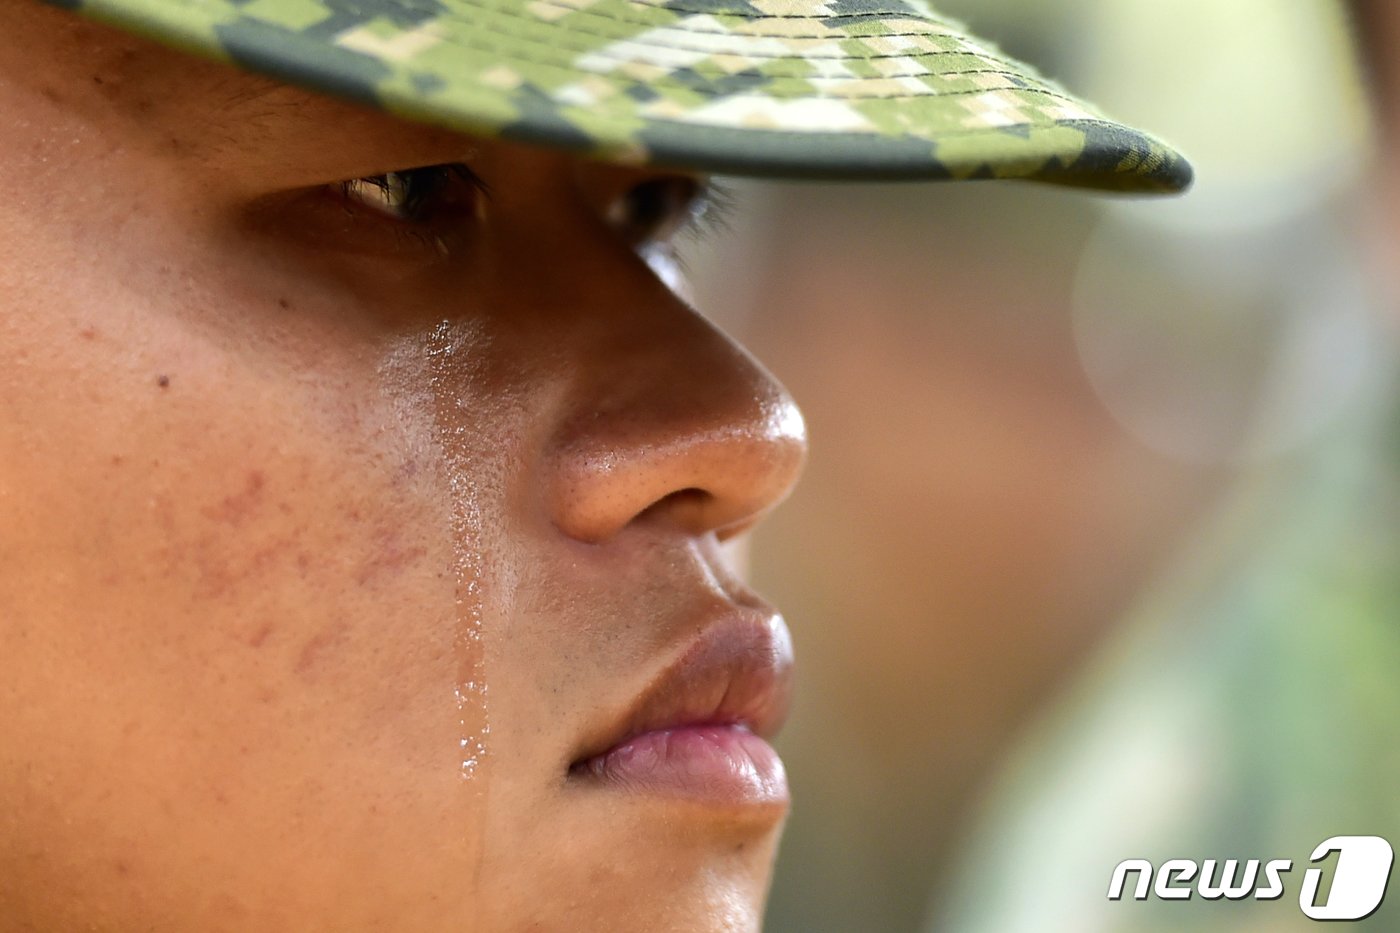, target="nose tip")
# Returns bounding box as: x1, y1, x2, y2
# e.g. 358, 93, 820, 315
546, 331, 807, 544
